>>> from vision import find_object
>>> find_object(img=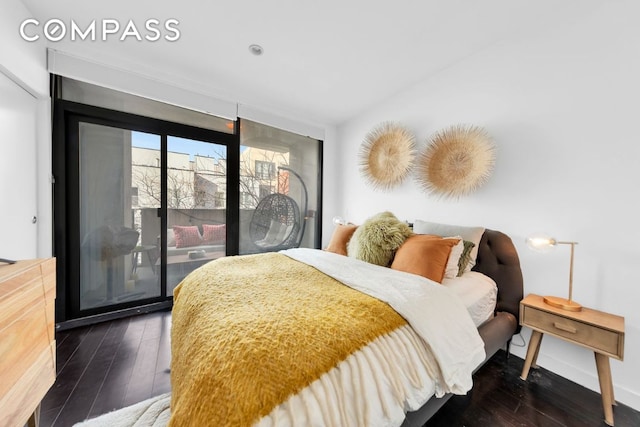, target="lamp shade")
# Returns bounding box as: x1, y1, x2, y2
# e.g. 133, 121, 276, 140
332, 216, 347, 225
525, 232, 557, 252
